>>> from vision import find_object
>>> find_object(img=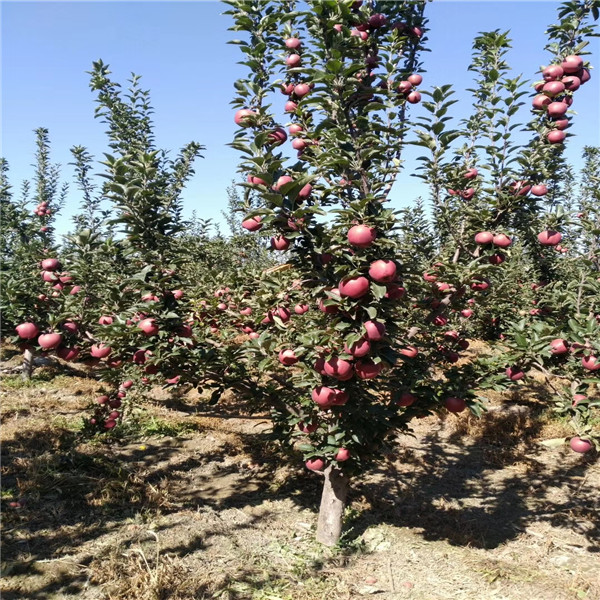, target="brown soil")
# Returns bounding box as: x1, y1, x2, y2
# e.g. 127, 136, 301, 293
1, 358, 599, 600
